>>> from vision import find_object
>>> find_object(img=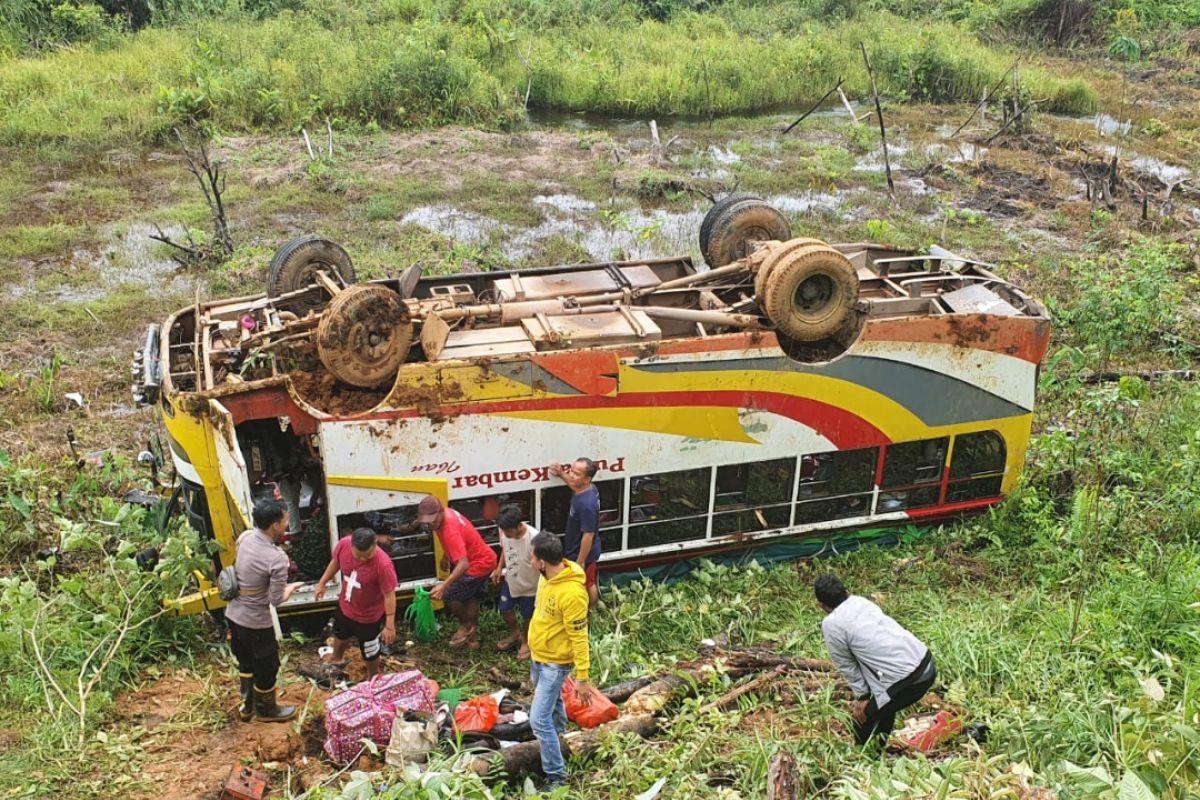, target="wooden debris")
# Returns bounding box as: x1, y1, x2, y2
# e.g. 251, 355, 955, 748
783, 78, 844, 135
859, 43, 894, 192
699, 664, 786, 713
766, 751, 801, 800
470, 714, 659, 778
